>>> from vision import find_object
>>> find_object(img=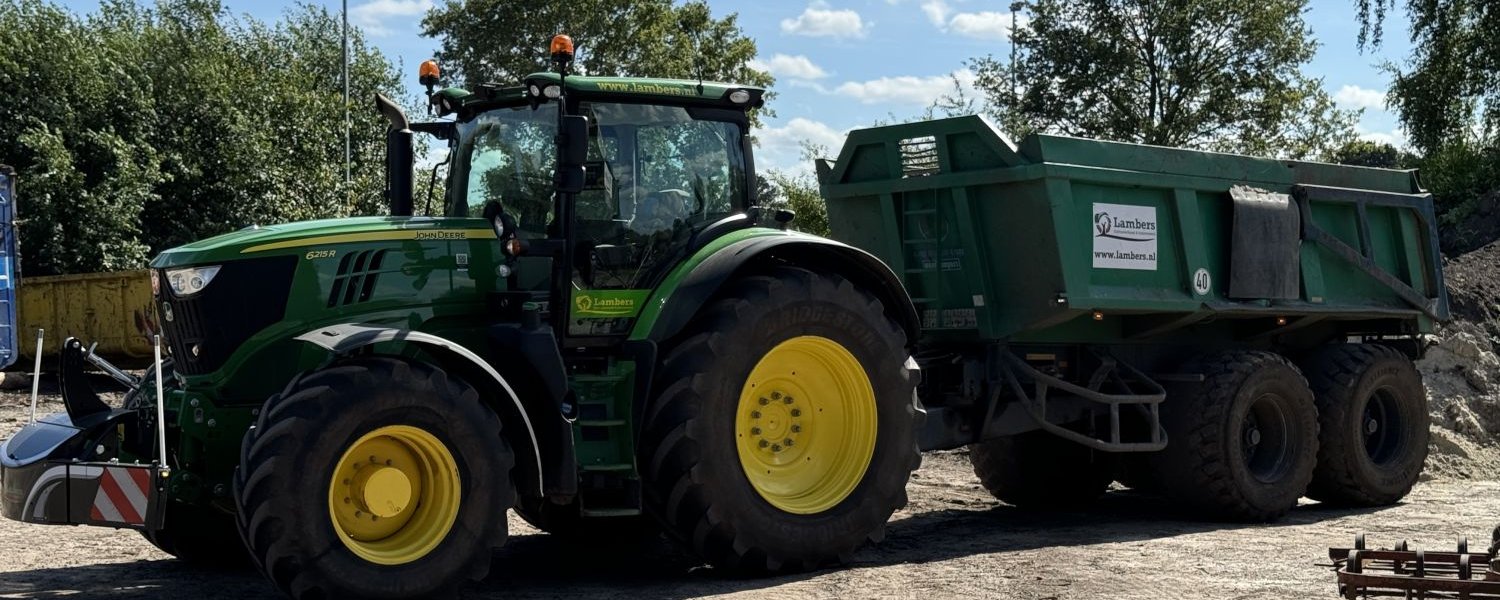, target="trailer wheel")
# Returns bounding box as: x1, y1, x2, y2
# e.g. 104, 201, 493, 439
1150, 351, 1318, 521
1302, 344, 1428, 506
968, 430, 1115, 508
639, 266, 921, 573
233, 357, 513, 600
